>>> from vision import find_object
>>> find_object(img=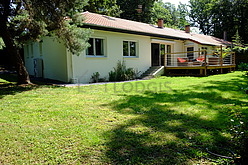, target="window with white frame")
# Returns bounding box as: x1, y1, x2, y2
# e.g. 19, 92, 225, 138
86, 38, 105, 56
123, 41, 137, 57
